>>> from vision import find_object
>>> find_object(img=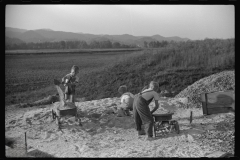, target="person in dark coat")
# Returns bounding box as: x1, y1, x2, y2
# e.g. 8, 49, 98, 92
133, 81, 161, 141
